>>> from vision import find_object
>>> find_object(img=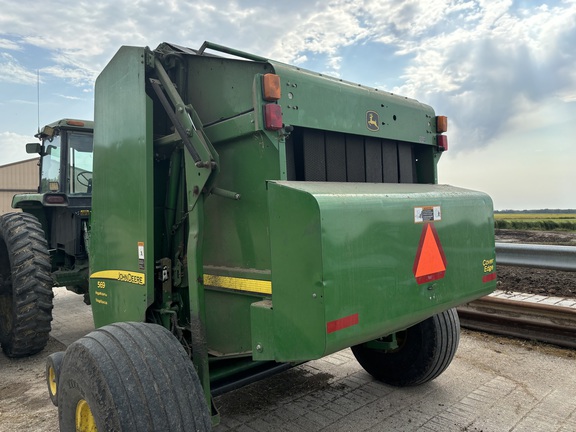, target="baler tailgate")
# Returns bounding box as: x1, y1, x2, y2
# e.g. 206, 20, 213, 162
253, 181, 496, 362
